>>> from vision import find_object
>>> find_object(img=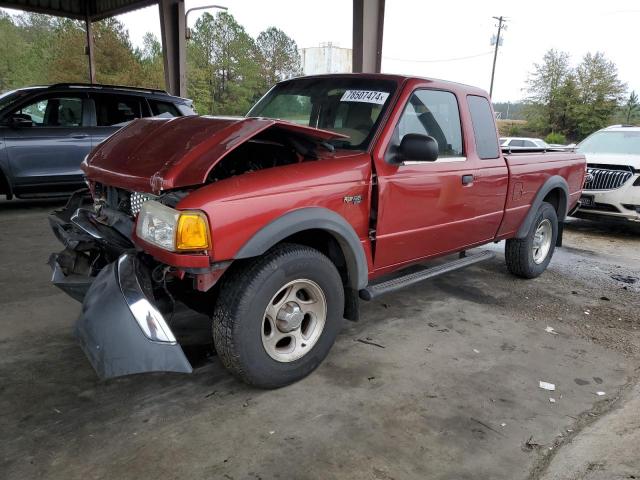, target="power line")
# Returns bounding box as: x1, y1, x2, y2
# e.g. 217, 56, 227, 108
383, 51, 494, 64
